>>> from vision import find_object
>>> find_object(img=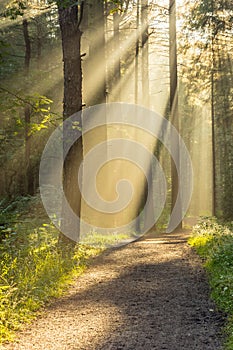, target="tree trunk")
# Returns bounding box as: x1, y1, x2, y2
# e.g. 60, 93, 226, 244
58, 5, 82, 117
169, 0, 182, 231
211, 0, 216, 217
135, 0, 140, 104
138, 0, 153, 232
23, 18, 33, 195
36, 19, 42, 69
113, 11, 121, 101
141, 0, 149, 108
58, 3, 83, 246
23, 19, 31, 74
